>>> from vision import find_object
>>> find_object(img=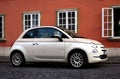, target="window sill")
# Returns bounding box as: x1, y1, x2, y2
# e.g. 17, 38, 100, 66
108, 37, 120, 42
0, 39, 6, 42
